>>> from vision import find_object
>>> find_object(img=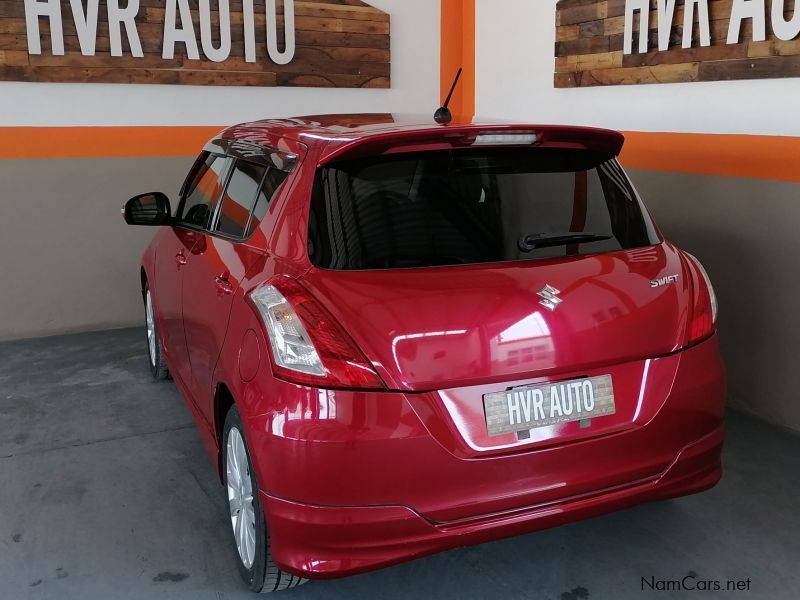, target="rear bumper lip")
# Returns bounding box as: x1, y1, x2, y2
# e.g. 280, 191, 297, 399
264, 423, 723, 579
